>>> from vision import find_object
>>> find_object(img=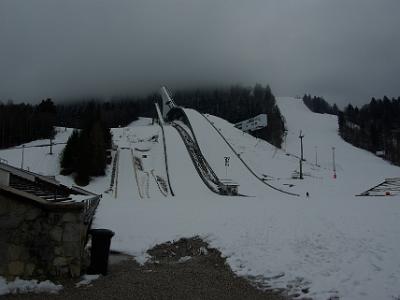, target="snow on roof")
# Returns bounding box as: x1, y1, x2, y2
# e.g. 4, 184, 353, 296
219, 179, 239, 186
